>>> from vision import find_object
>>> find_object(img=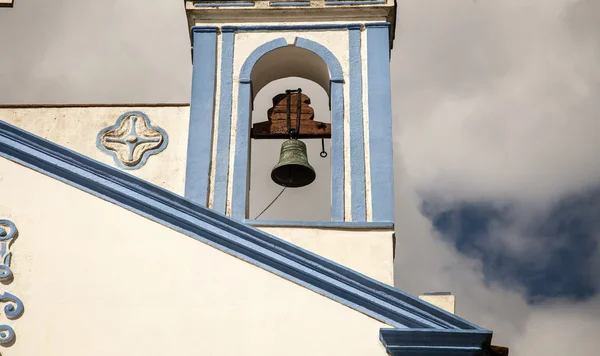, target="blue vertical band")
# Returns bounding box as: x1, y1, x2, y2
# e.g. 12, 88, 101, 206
348, 25, 366, 222
231, 82, 252, 220
330, 80, 345, 222
185, 27, 218, 206
212, 27, 235, 214
366, 23, 395, 222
